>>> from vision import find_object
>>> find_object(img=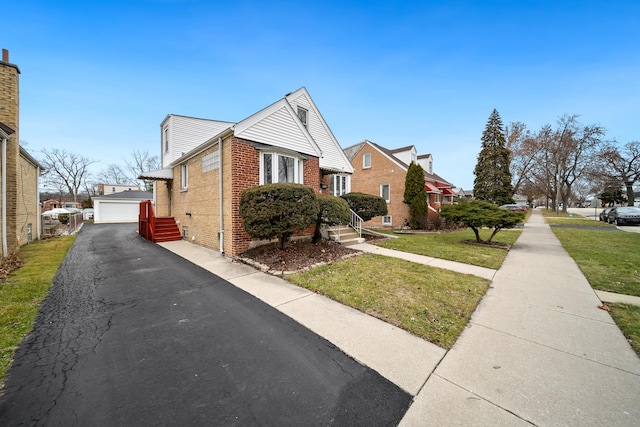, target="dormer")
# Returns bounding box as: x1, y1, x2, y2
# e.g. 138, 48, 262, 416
390, 145, 417, 165
417, 153, 433, 174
